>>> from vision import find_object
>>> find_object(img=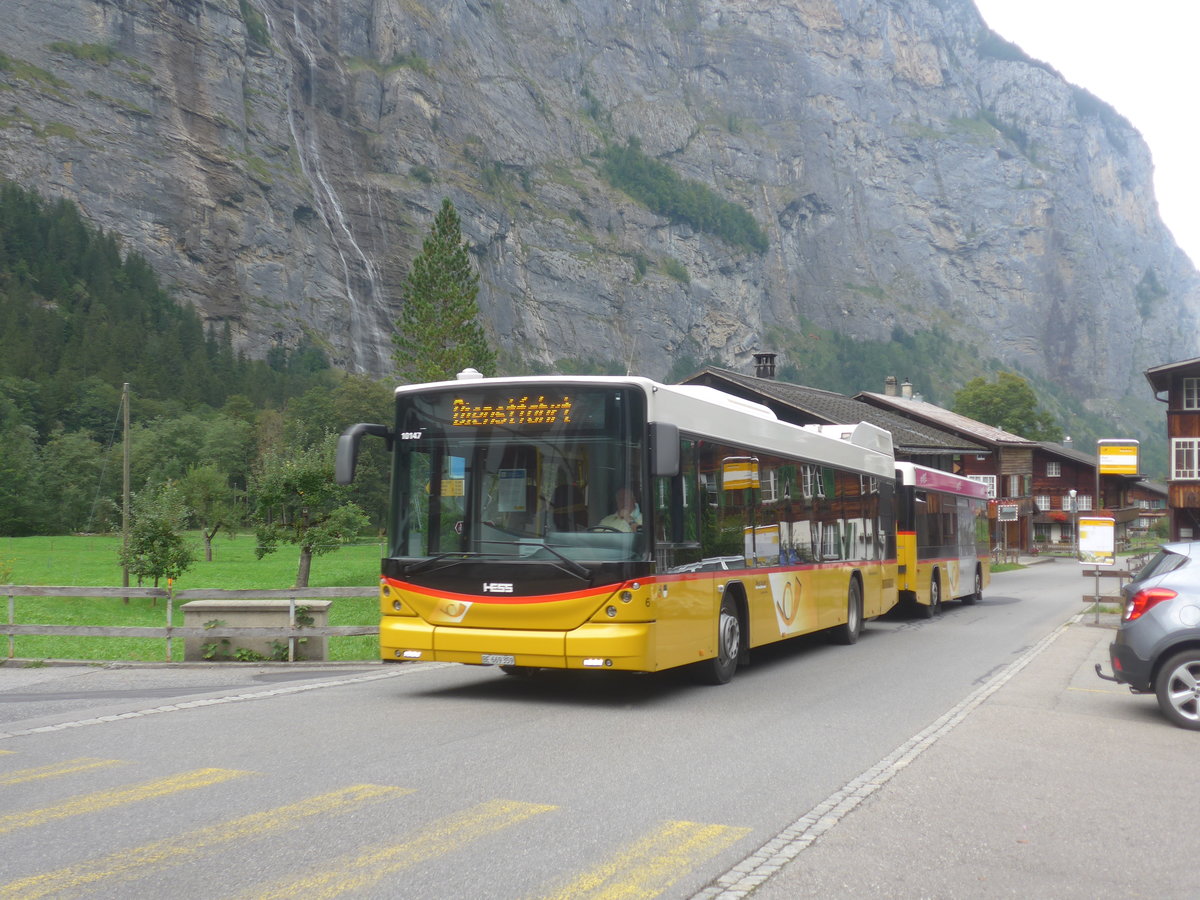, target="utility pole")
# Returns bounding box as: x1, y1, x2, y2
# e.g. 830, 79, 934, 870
1069, 489, 1078, 560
